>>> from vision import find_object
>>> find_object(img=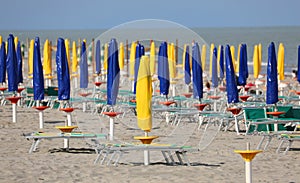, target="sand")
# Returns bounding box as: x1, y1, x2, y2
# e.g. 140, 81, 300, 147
0, 98, 299, 183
